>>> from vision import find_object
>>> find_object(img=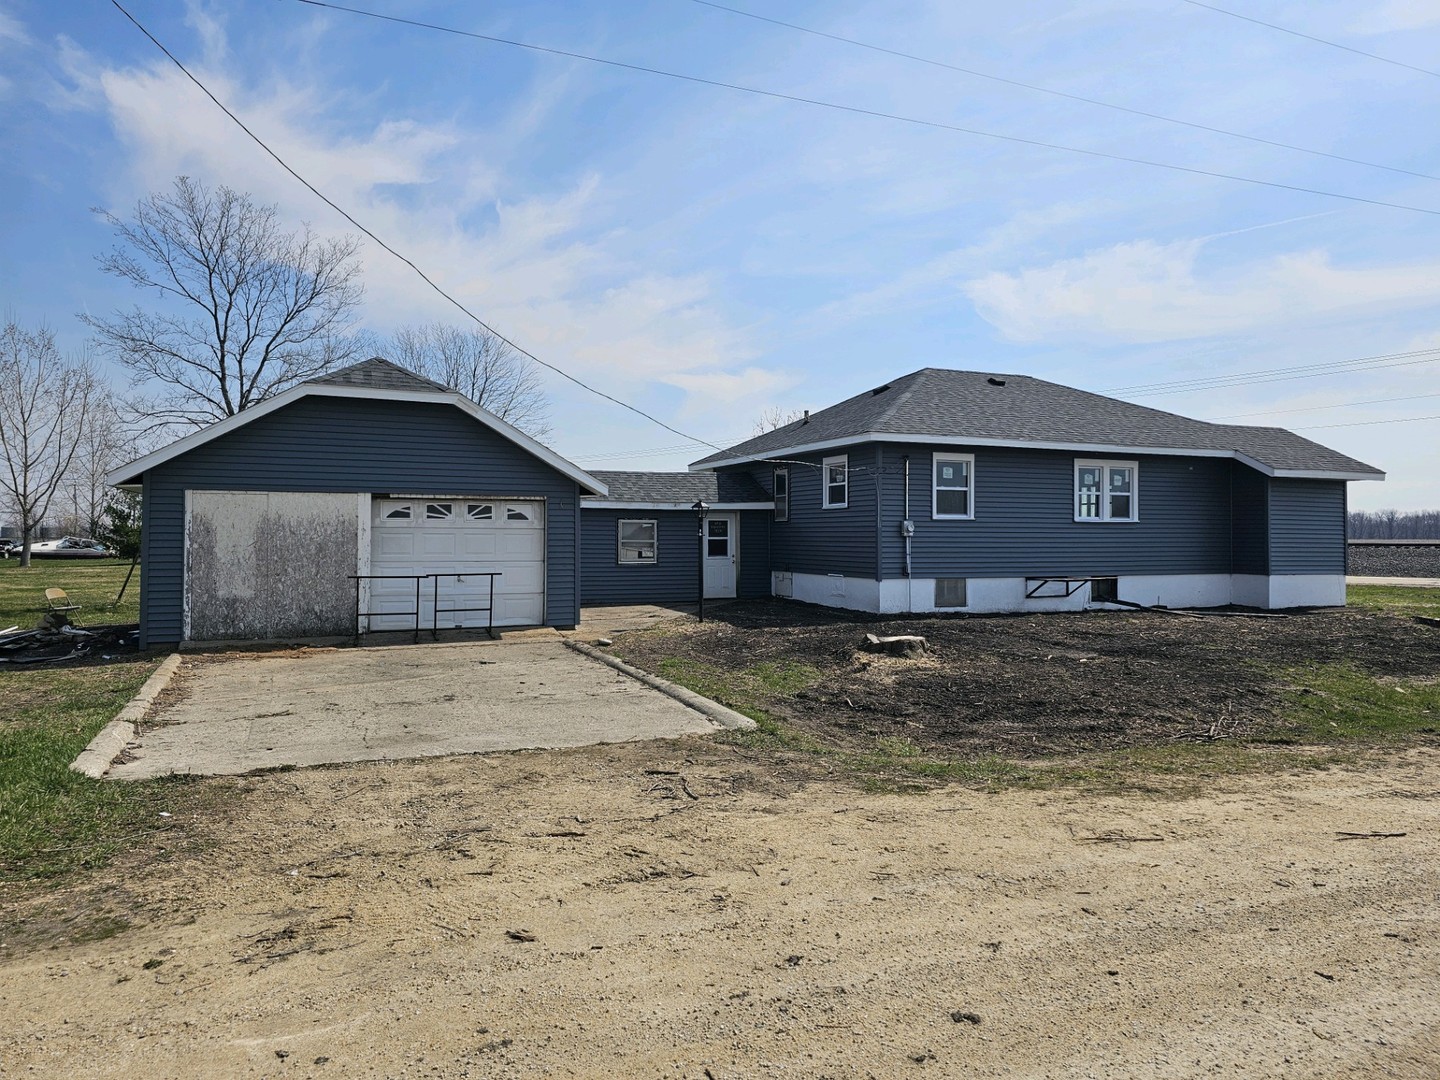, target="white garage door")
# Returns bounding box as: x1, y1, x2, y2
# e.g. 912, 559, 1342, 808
369, 497, 546, 630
